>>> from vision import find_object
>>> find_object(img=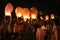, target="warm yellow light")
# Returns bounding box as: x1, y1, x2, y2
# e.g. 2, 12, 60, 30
17, 13, 22, 17
5, 12, 11, 16
23, 16, 30, 21
31, 14, 36, 19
